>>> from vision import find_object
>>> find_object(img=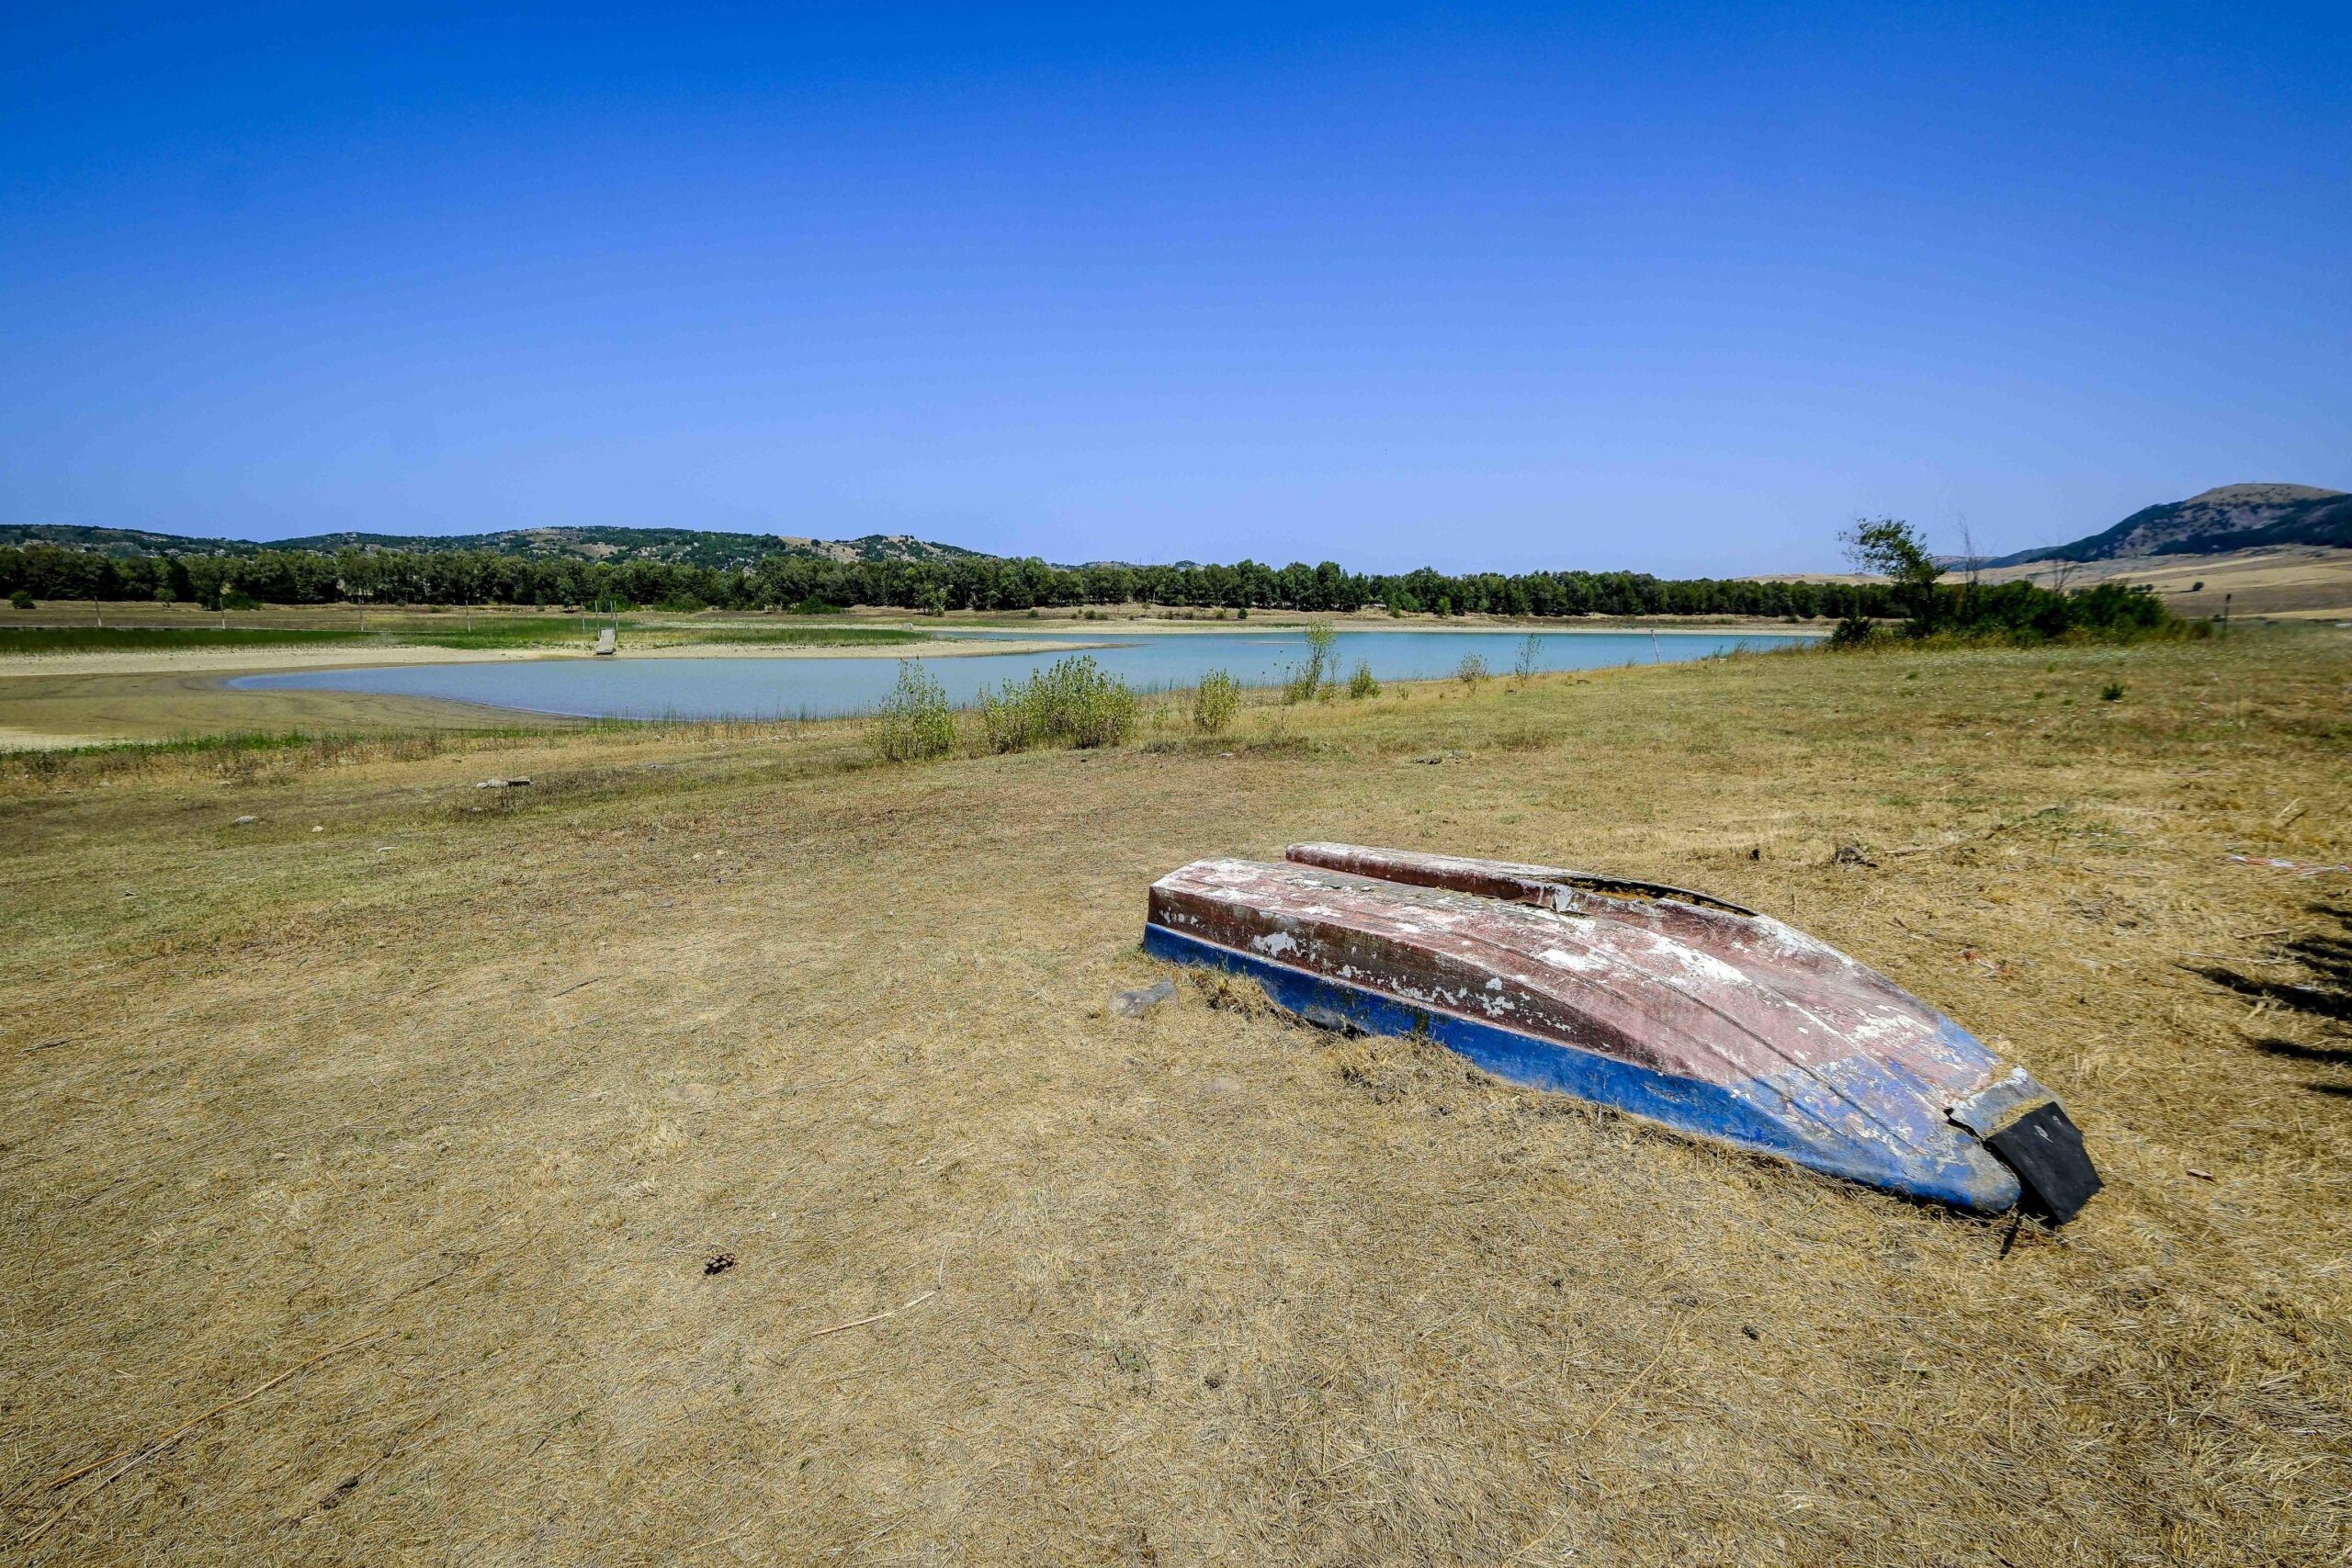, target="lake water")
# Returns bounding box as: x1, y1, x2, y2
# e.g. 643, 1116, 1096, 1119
230, 626, 1813, 722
